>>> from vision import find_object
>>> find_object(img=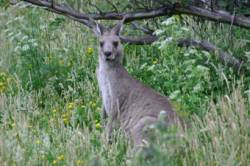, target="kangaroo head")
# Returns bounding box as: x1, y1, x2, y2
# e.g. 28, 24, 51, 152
91, 19, 125, 64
